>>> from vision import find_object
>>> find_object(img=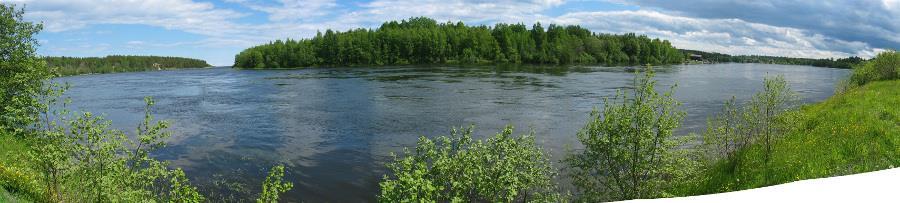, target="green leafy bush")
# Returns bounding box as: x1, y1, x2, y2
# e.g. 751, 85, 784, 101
699, 75, 798, 185
379, 126, 561, 202
25, 97, 204, 202
849, 51, 899, 86
564, 69, 692, 202
257, 165, 293, 203
0, 4, 54, 134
